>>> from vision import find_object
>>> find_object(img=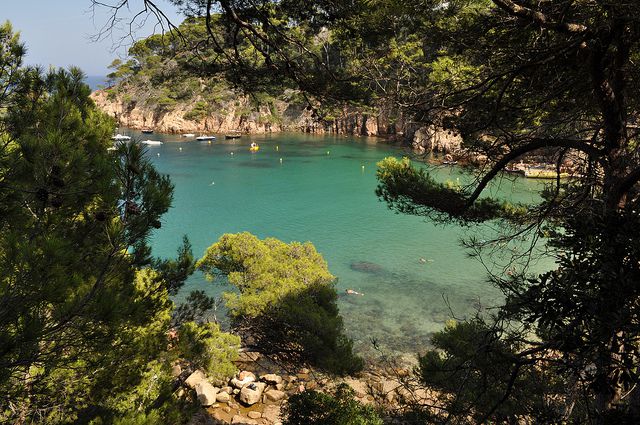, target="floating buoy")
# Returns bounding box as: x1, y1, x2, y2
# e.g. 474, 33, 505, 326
327, 151, 330, 155
279, 158, 283, 163
179, 147, 182, 151
361, 165, 365, 170
157, 153, 160, 157
208, 141, 211, 144
210, 181, 215, 185
231, 152, 234, 155
276, 146, 279, 151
